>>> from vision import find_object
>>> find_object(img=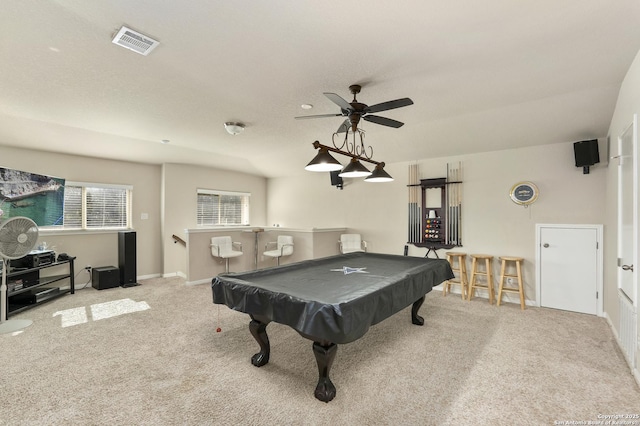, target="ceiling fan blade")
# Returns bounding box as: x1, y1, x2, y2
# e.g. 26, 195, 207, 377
363, 115, 404, 128
295, 113, 343, 120
336, 120, 350, 133
324, 93, 353, 111
365, 98, 413, 114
